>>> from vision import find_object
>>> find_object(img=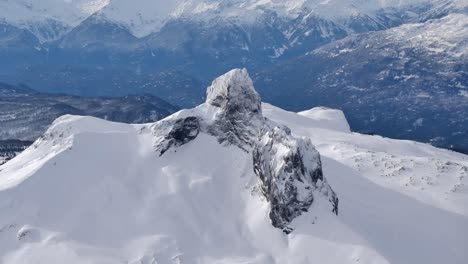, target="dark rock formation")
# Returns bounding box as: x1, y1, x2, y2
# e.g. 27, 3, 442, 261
153, 69, 338, 233
155, 117, 201, 156
206, 68, 264, 151
253, 126, 338, 233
